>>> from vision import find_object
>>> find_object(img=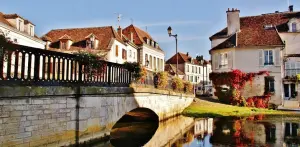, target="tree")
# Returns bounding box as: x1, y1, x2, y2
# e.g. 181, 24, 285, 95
0, 30, 13, 61
196, 55, 204, 64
